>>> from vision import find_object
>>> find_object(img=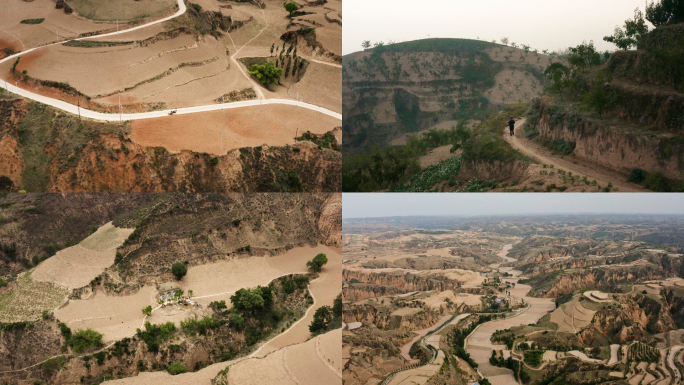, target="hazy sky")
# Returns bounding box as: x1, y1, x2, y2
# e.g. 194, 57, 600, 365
343, 0, 651, 55
343, 194, 684, 219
